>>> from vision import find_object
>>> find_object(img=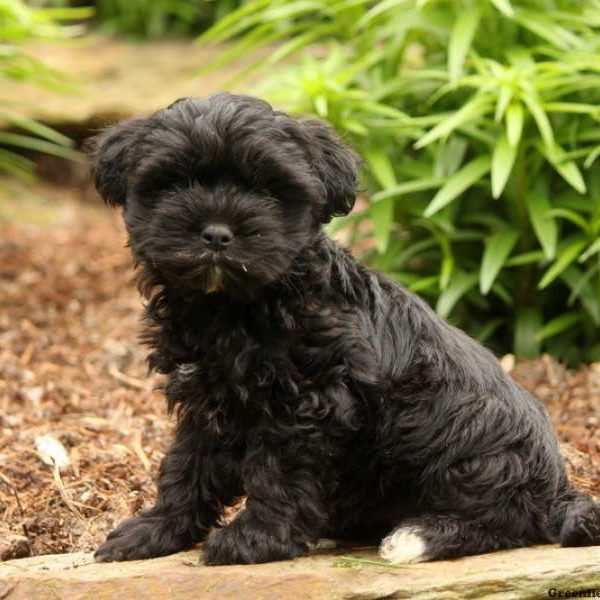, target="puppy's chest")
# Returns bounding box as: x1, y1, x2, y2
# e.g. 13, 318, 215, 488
175, 323, 326, 399
166, 302, 373, 425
